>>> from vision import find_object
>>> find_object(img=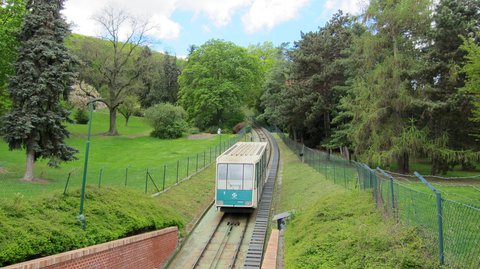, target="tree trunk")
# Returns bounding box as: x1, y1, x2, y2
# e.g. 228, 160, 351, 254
24, 147, 35, 181
125, 115, 129, 127
108, 107, 119, 135
396, 152, 409, 173
343, 145, 350, 160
